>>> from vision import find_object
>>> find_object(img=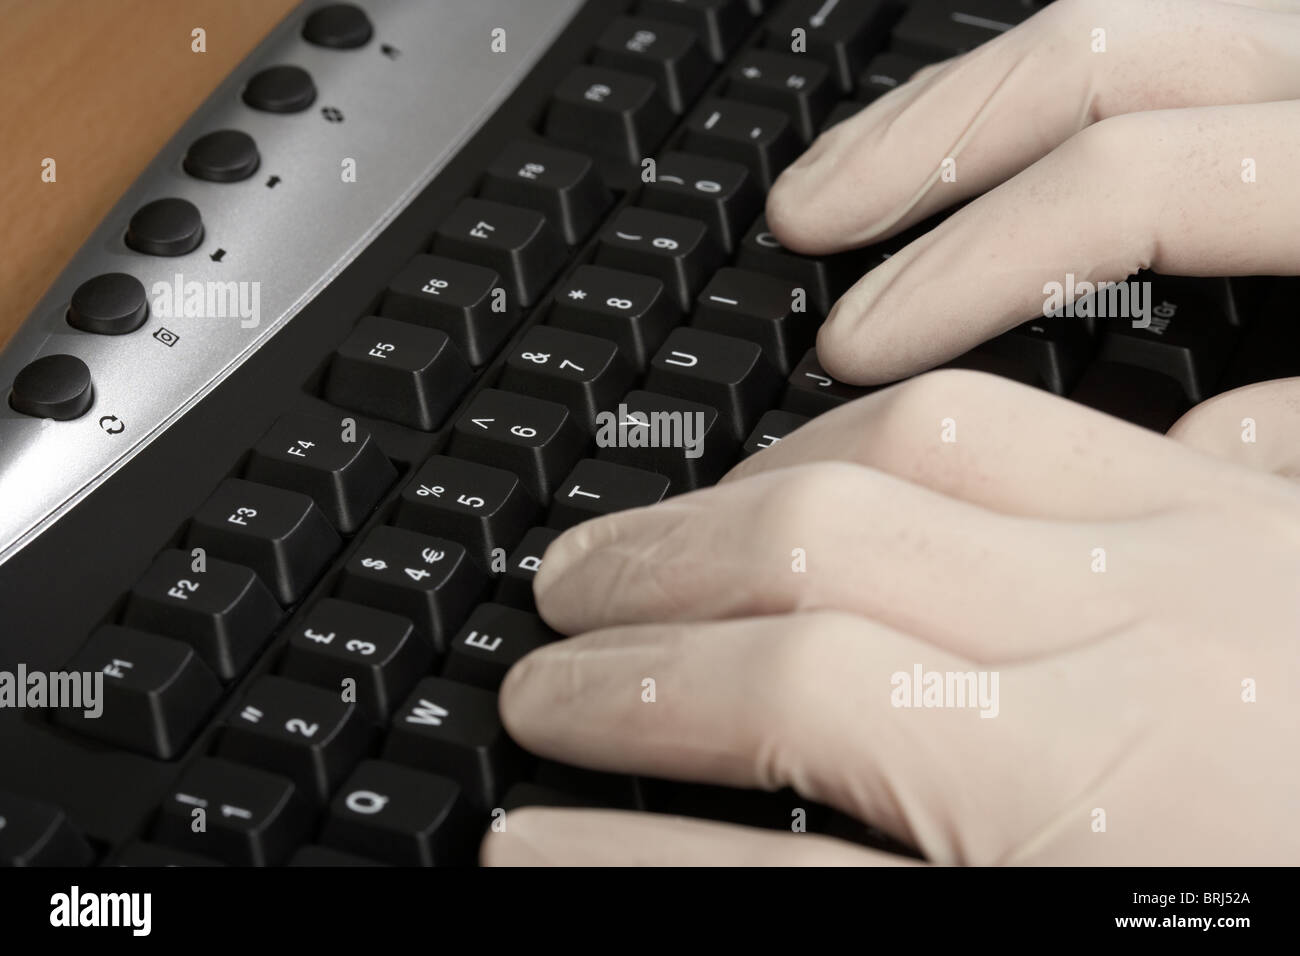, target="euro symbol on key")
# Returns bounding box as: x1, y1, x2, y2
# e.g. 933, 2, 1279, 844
421, 548, 444, 564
